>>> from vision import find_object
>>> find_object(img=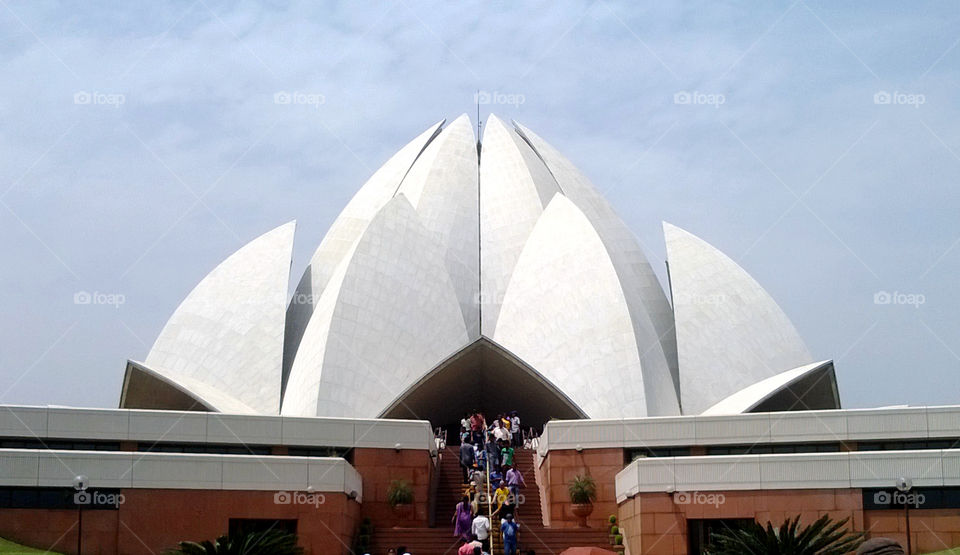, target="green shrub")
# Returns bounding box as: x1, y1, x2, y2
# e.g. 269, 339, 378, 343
609, 514, 617, 524
614, 534, 623, 545
610, 525, 619, 535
